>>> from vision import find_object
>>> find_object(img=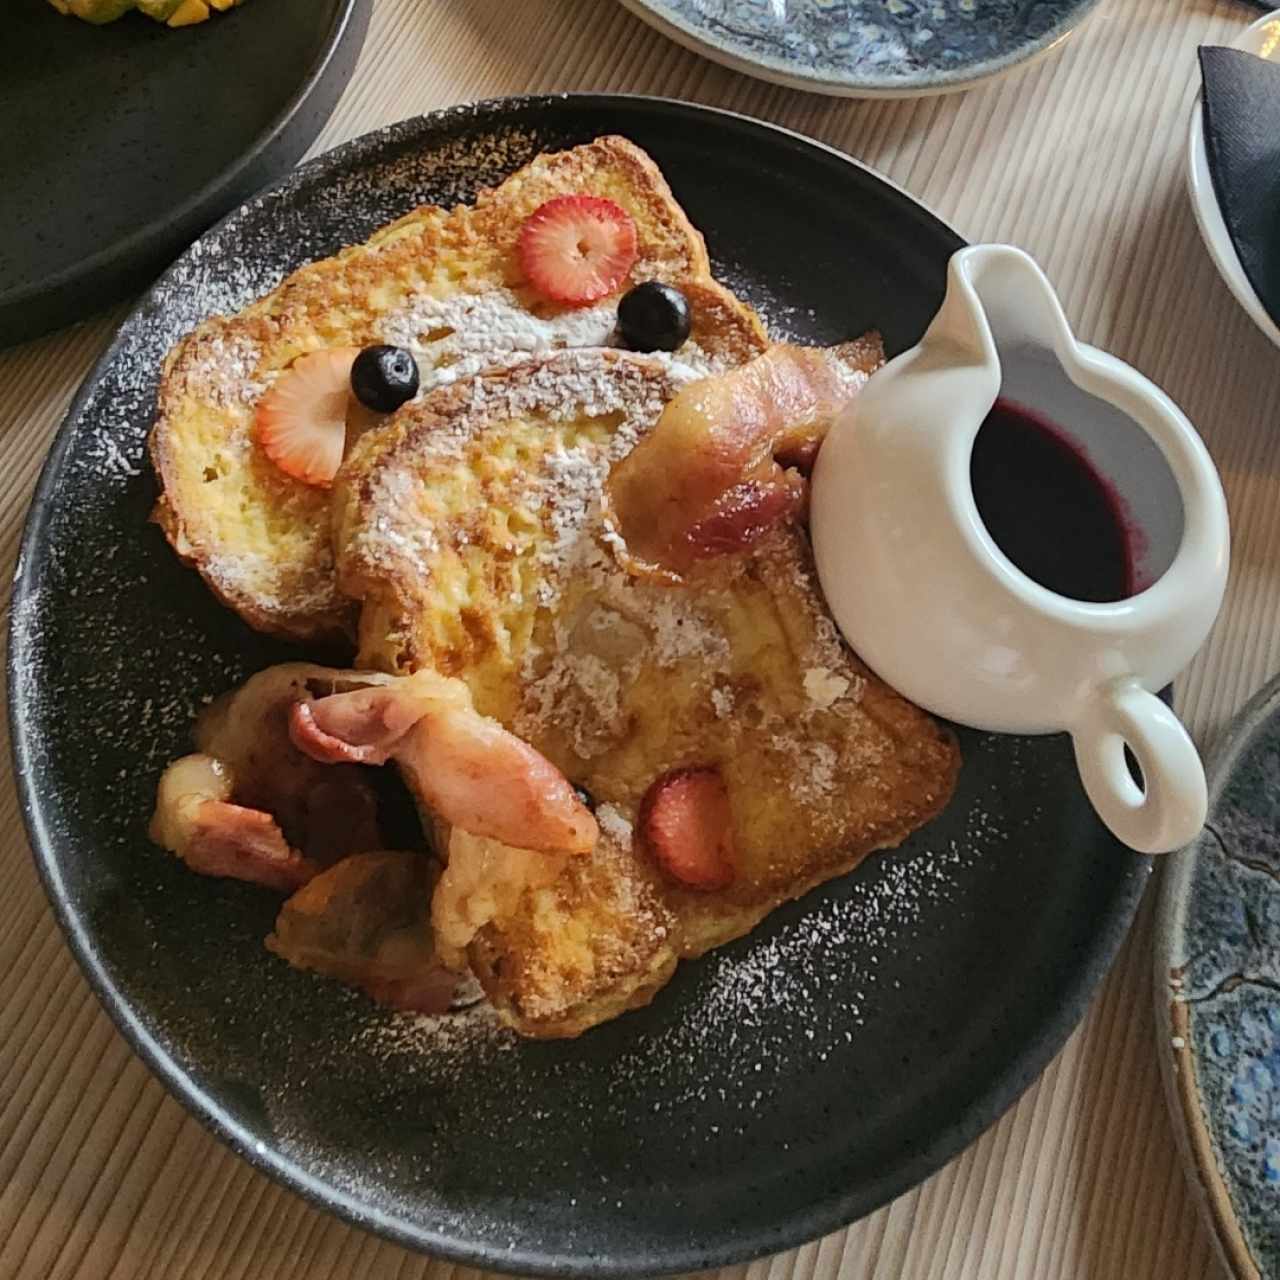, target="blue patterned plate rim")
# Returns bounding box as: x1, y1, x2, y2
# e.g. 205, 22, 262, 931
617, 0, 1098, 97
1155, 673, 1280, 1280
